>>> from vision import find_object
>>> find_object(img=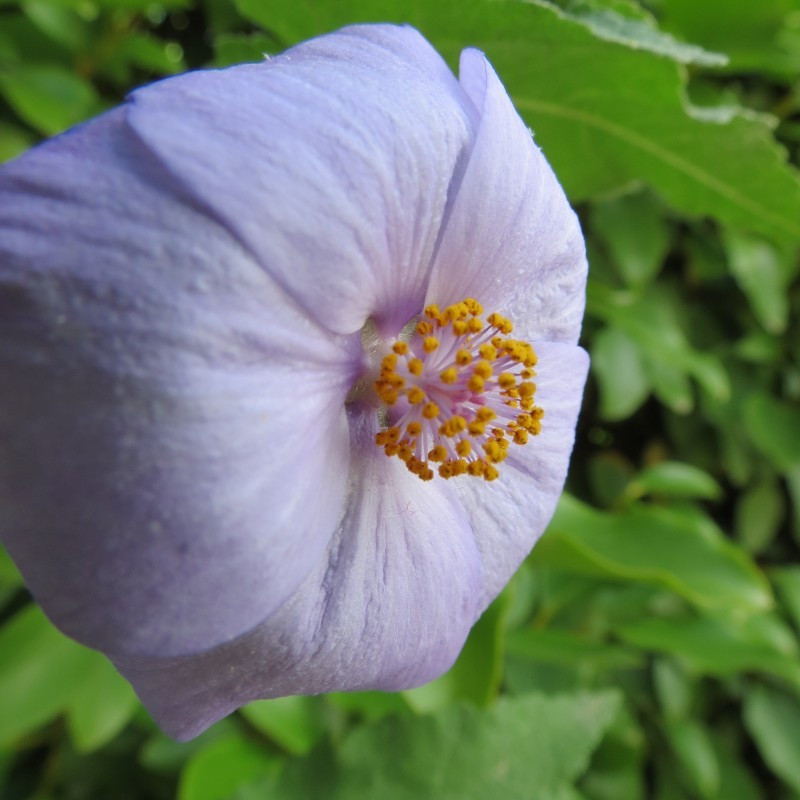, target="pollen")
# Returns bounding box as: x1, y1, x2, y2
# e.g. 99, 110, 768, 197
373, 297, 543, 482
